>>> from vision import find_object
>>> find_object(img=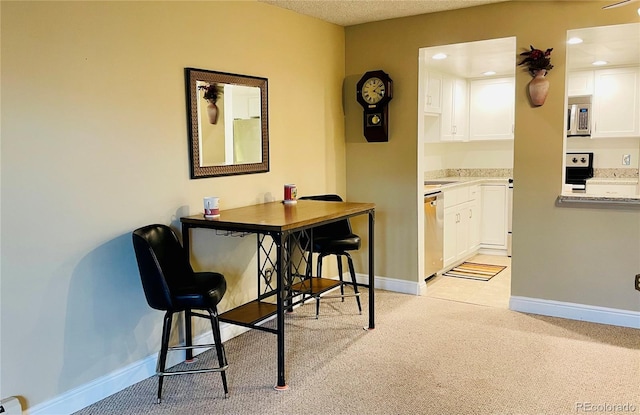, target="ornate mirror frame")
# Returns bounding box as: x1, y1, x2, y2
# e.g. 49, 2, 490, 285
185, 67, 269, 178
